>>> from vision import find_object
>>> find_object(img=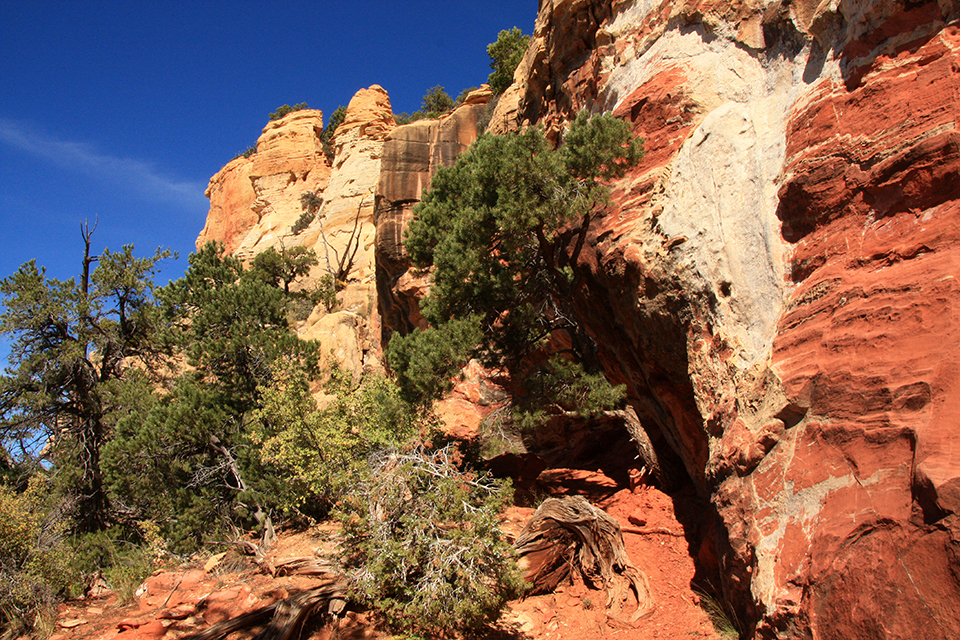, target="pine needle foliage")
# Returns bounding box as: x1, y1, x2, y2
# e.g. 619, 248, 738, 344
391, 111, 642, 416
269, 103, 308, 121
0, 237, 172, 531
320, 105, 346, 146
104, 242, 321, 551
487, 28, 530, 94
